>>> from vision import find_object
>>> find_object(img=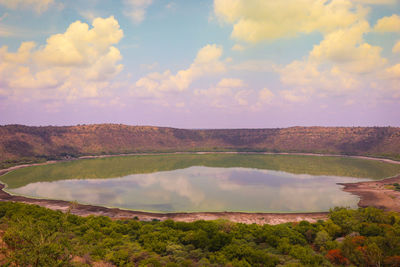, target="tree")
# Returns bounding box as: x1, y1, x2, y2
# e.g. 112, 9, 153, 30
325, 249, 349, 265
314, 230, 331, 251
3, 215, 71, 266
